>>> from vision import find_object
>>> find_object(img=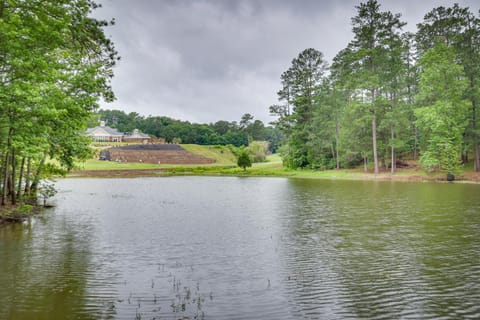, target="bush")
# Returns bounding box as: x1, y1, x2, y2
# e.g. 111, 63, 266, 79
237, 148, 252, 171
247, 141, 269, 163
